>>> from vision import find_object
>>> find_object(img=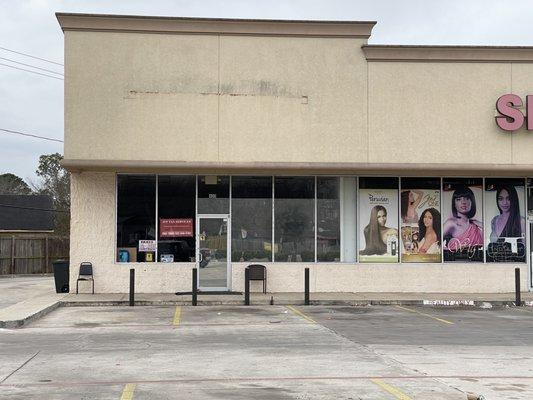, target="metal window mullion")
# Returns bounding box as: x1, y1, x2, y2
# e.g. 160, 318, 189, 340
194, 175, 200, 272
228, 175, 232, 291
355, 176, 359, 264
314, 176, 318, 263
440, 177, 443, 264
524, 176, 533, 291
339, 177, 344, 262
272, 176, 275, 263
398, 177, 402, 264
155, 174, 159, 263
481, 177, 484, 264
114, 173, 118, 264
